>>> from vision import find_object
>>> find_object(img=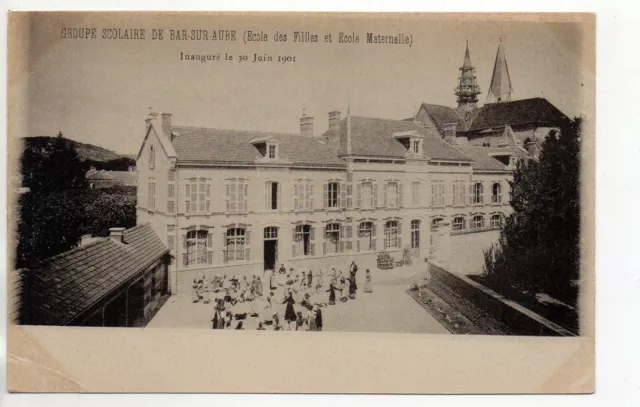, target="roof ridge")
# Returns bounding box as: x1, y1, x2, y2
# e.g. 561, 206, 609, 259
172, 125, 301, 138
